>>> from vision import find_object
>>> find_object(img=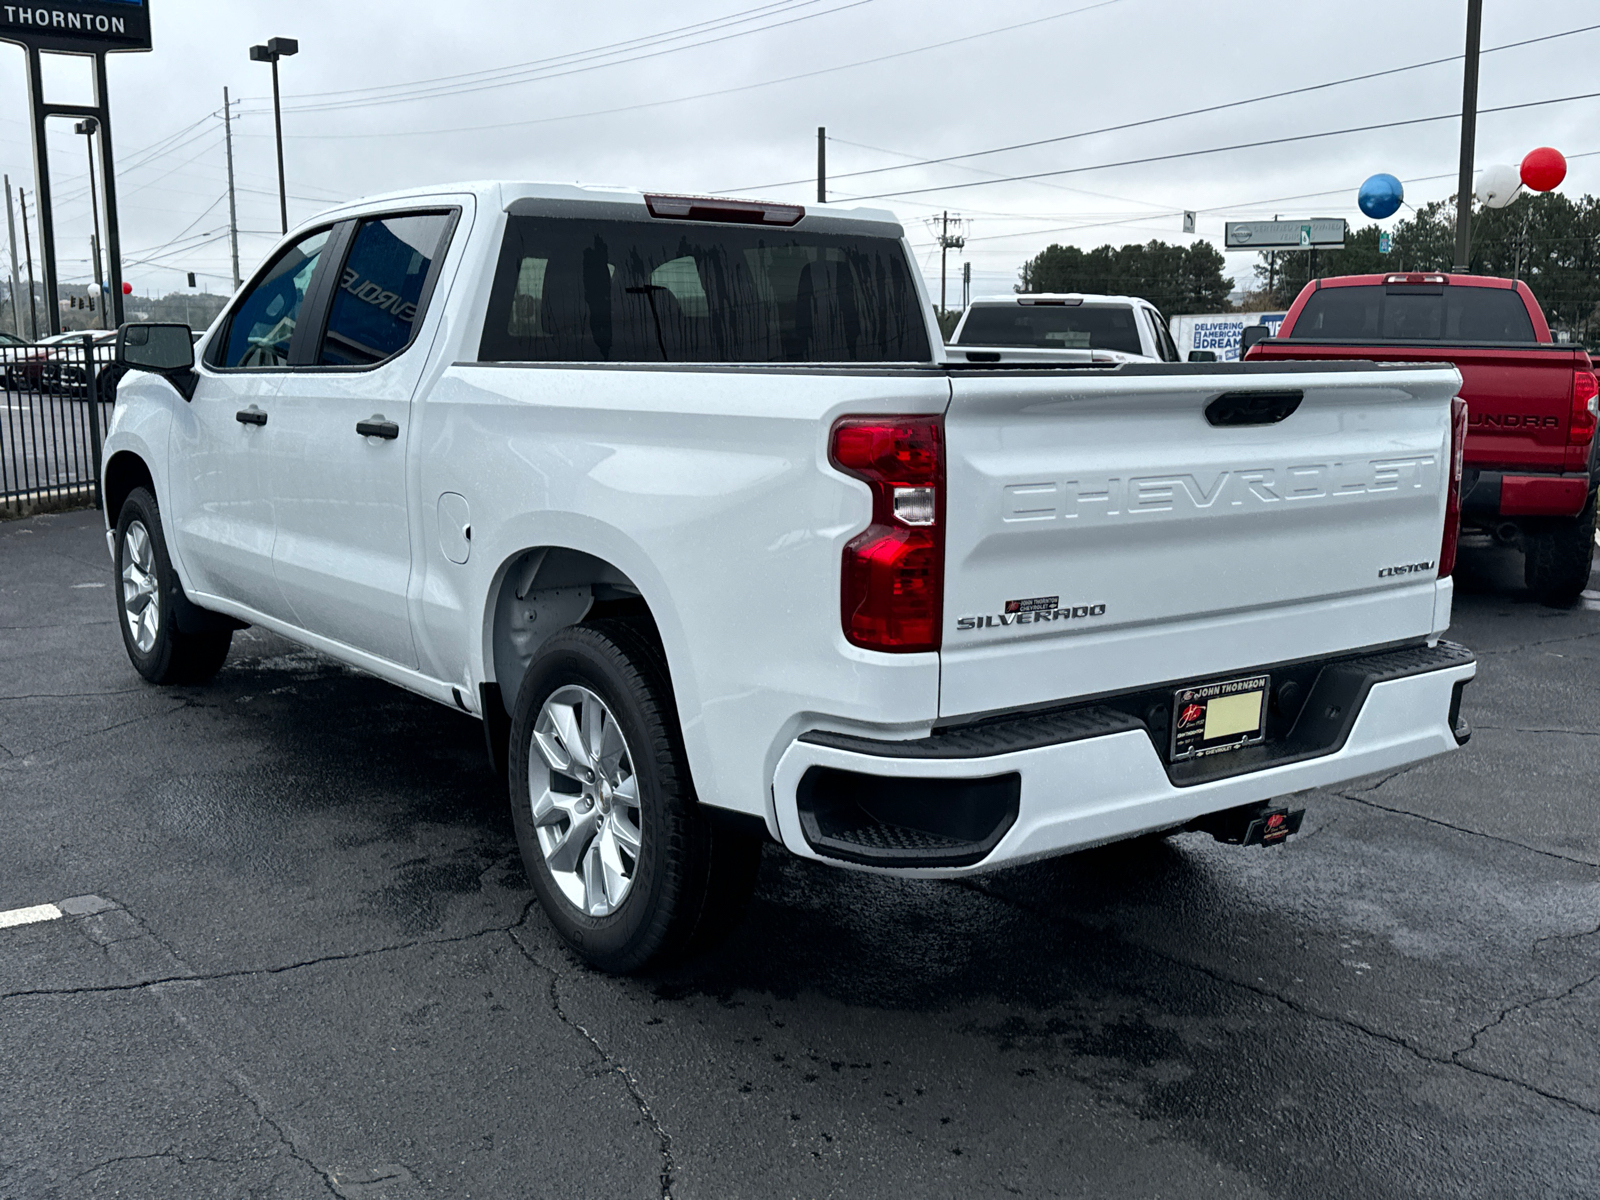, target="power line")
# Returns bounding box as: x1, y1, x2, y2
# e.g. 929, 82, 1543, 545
733, 20, 1600, 193
248, 0, 1123, 141
262, 0, 876, 116
266, 0, 832, 105
853, 89, 1600, 201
